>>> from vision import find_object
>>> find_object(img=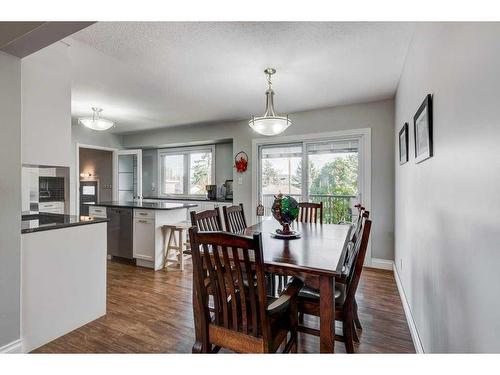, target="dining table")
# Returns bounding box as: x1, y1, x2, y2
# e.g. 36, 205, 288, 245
243, 218, 352, 353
